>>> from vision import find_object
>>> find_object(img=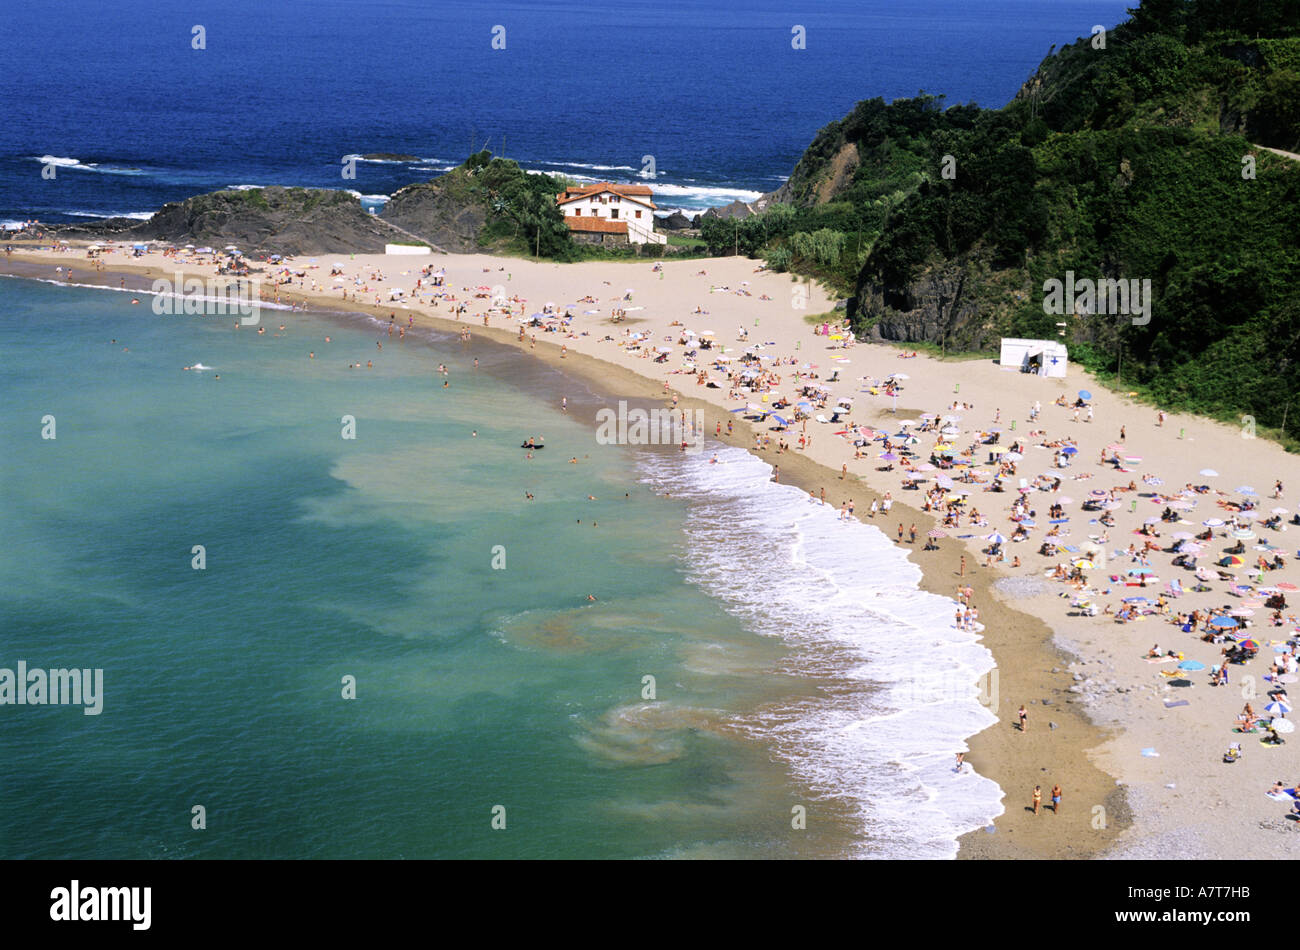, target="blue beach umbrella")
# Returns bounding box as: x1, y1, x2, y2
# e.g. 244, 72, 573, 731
1078, 390, 1092, 400
1265, 701, 1291, 716
1061, 446, 1078, 455
771, 414, 789, 426
1178, 659, 1206, 671
1208, 615, 1239, 628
